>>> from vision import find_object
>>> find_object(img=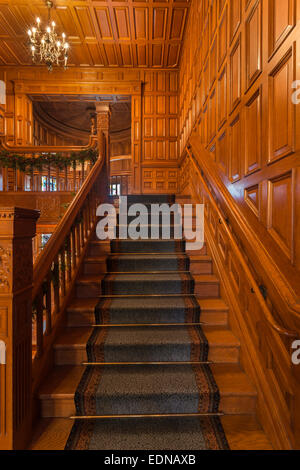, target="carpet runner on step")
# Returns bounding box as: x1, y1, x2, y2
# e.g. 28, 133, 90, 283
107, 254, 189, 272
65, 194, 229, 450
